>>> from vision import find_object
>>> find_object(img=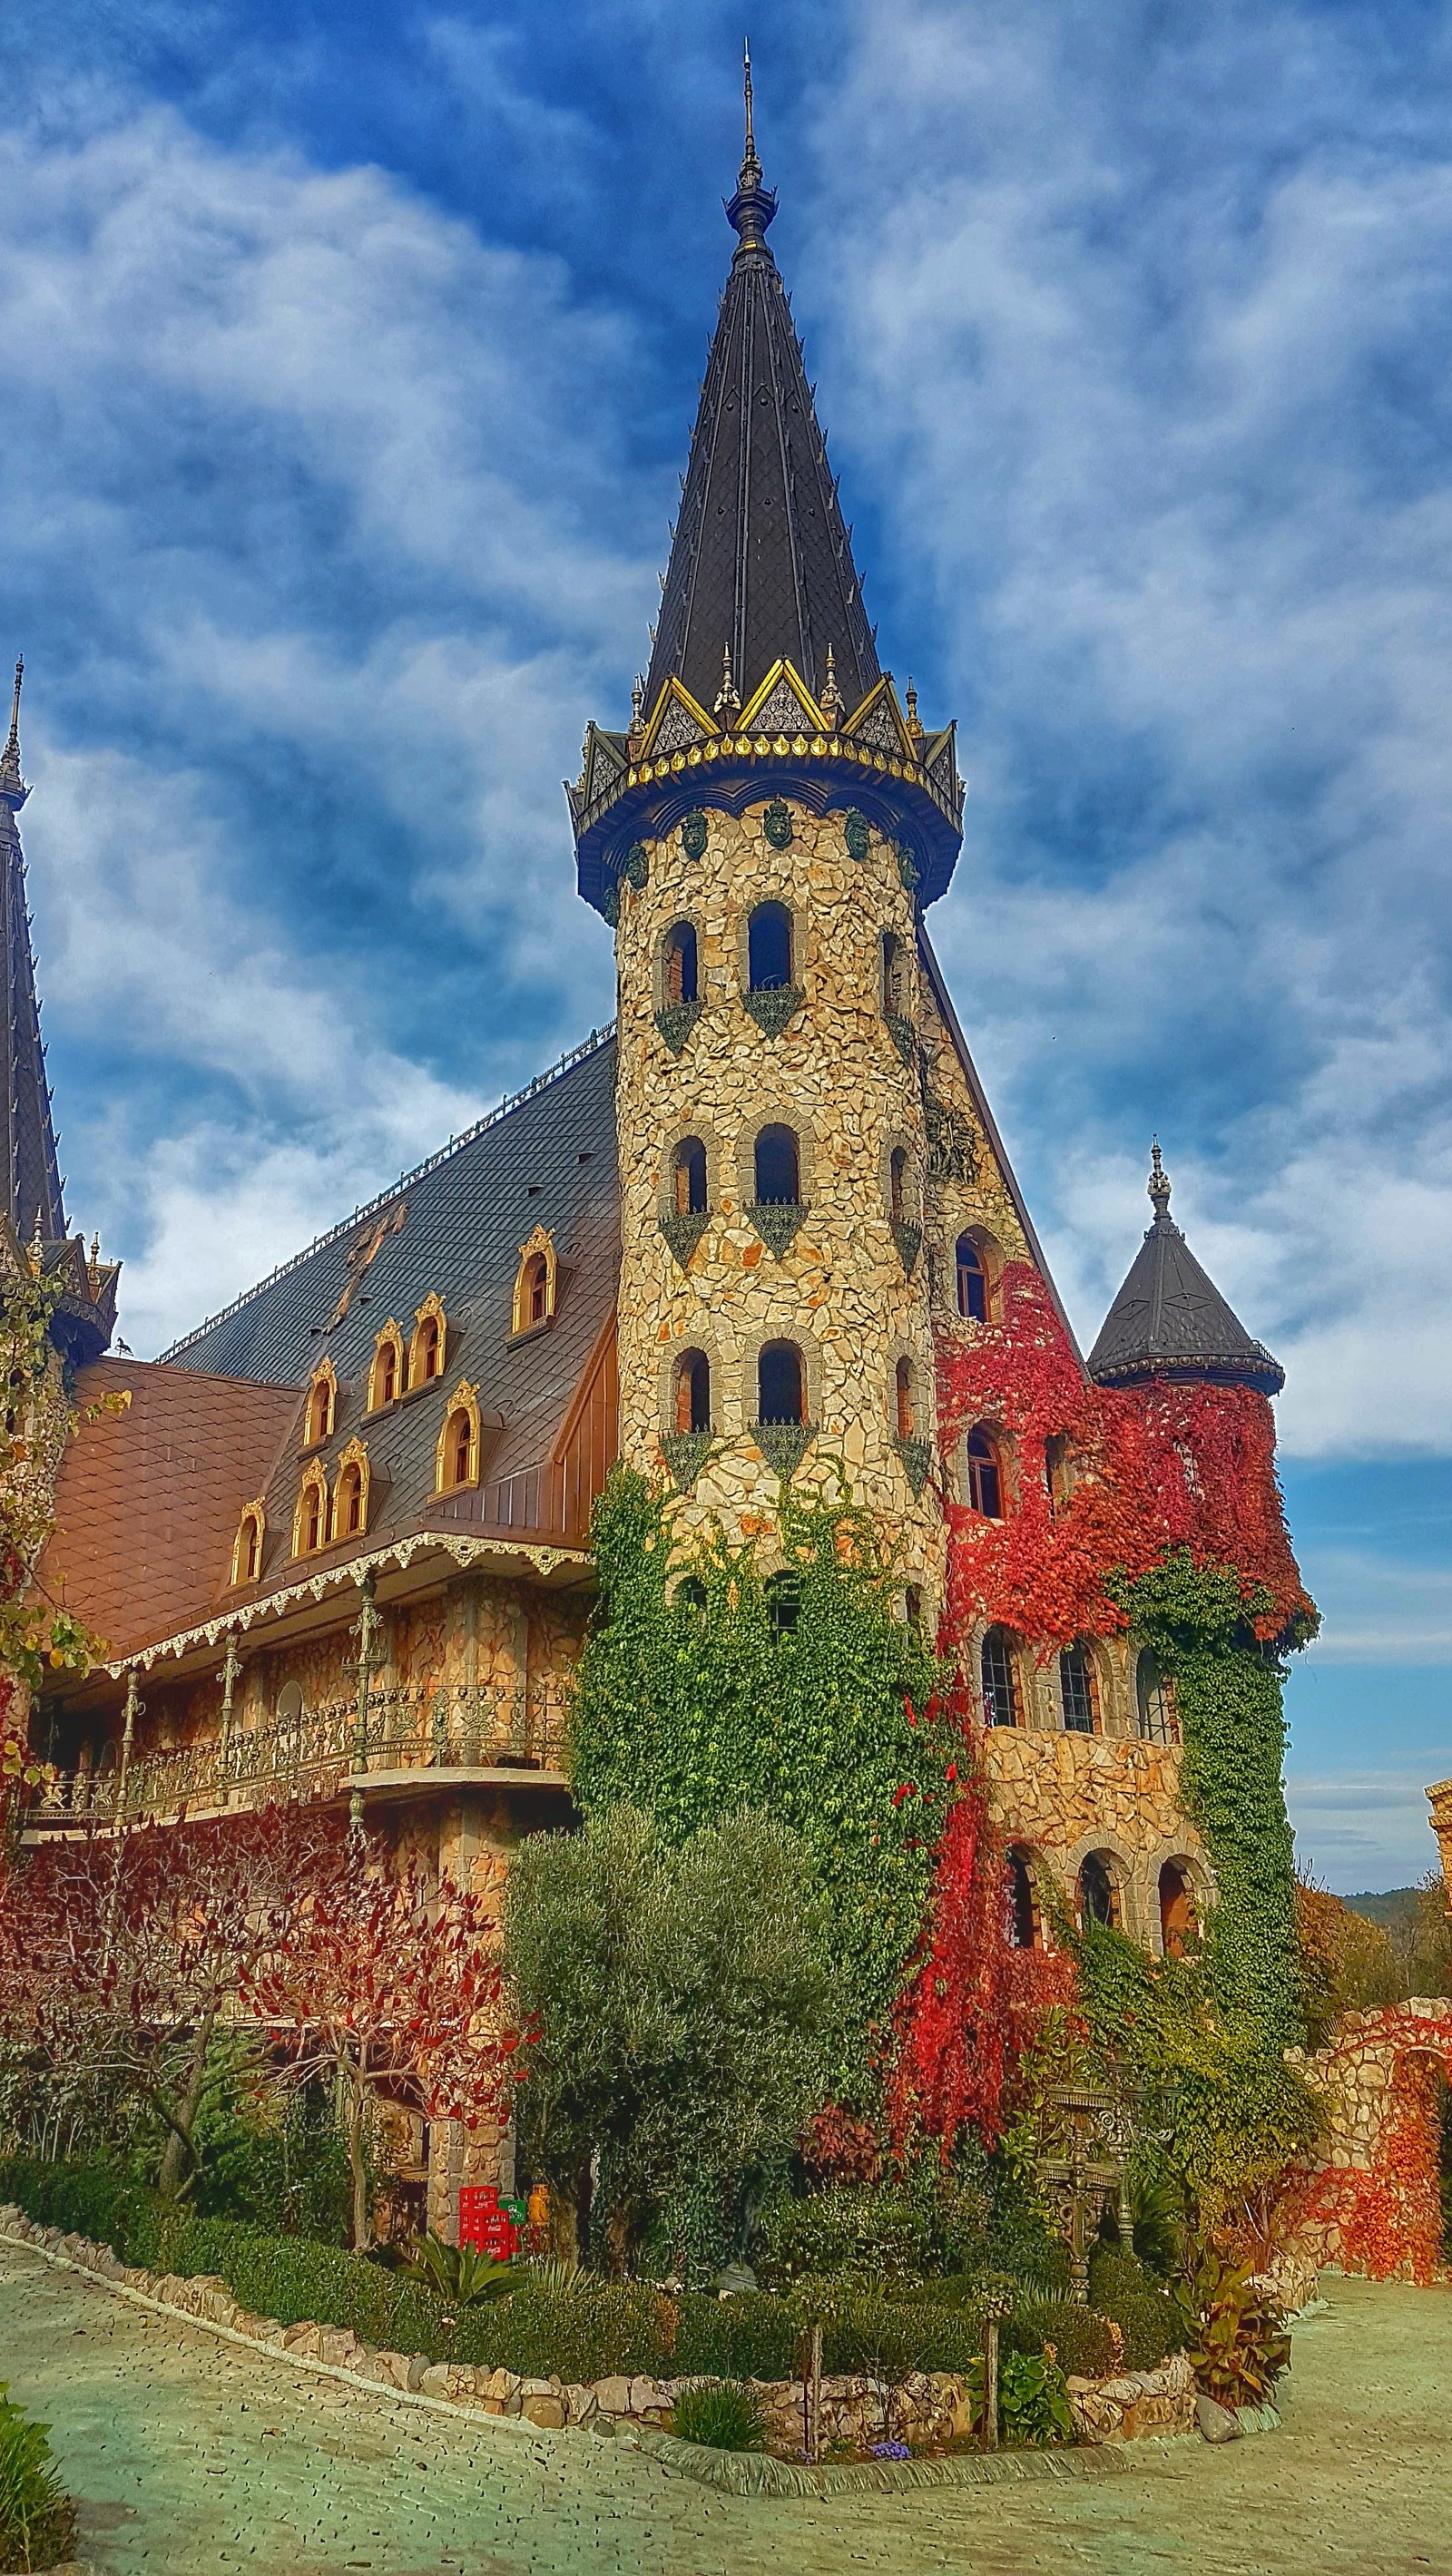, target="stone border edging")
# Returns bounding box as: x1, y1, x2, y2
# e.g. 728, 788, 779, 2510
0, 2220, 1280, 2502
